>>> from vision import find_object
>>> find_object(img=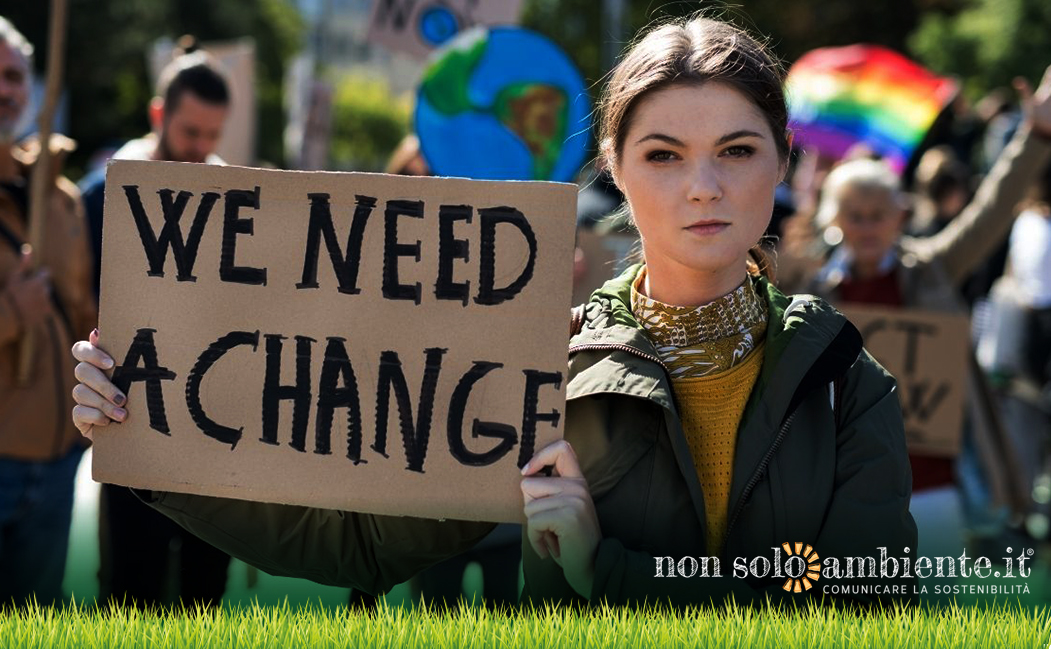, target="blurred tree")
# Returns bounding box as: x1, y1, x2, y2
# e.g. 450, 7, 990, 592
521, 0, 928, 86
329, 75, 411, 172
4, 0, 302, 178
909, 0, 1051, 100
